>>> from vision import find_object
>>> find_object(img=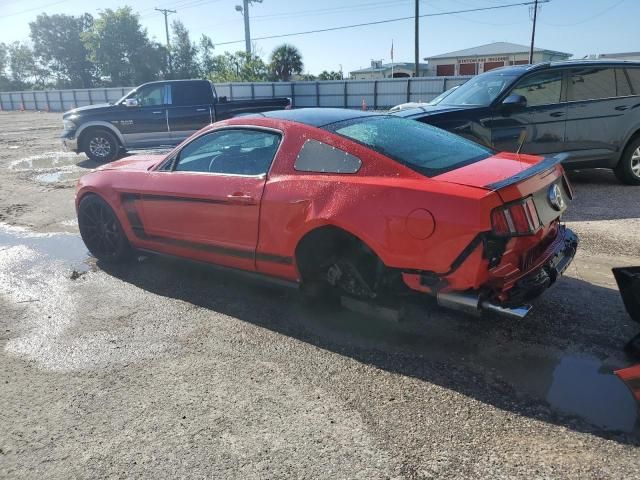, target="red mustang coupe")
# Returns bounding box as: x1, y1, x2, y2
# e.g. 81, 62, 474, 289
76, 108, 578, 319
